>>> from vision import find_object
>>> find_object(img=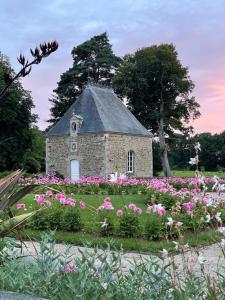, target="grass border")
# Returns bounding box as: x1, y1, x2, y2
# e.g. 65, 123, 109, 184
22, 229, 222, 254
